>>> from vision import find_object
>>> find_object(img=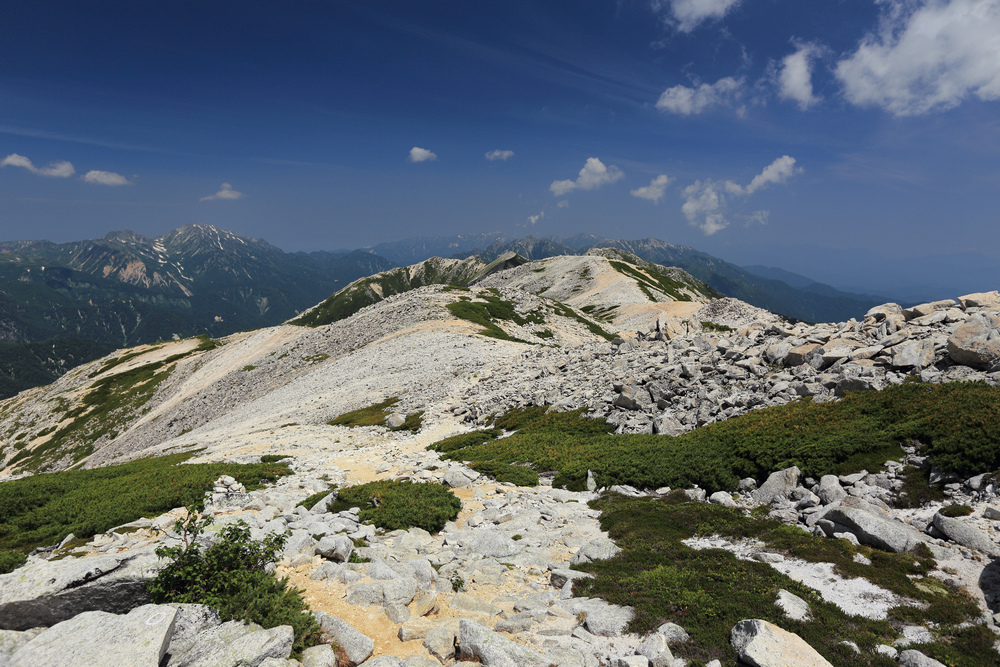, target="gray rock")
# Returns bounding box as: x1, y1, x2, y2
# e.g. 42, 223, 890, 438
359, 657, 407, 667
615, 657, 648, 667
571, 537, 621, 564
424, 626, 456, 662
300, 644, 337, 667
775, 589, 811, 621
0, 548, 161, 631
470, 531, 520, 558
817, 475, 847, 505
656, 622, 689, 644
0, 628, 44, 664
313, 612, 374, 665
450, 593, 502, 616
282, 531, 318, 559
890, 340, 934, 369
346, 582, 386, 606
730, 619, 832, 667
899, 649, 947, 667
458, 619, 551, 667
315, 535, 354, 562
709, 491, 737, 508
9, 604, 176, 667
550, 569, 595, 589
582, 604, 634, 637
385, 604, 410, 624
165, 620, 293, 667
382, 579, 418, 606
824, 506, 925, 553
386, 413, 406, 429
162, 604, 223, 661
933, 513, 1000, 557
948, 314, 1000, 367
752, 467, 801, 504
636, 633, 673, 667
